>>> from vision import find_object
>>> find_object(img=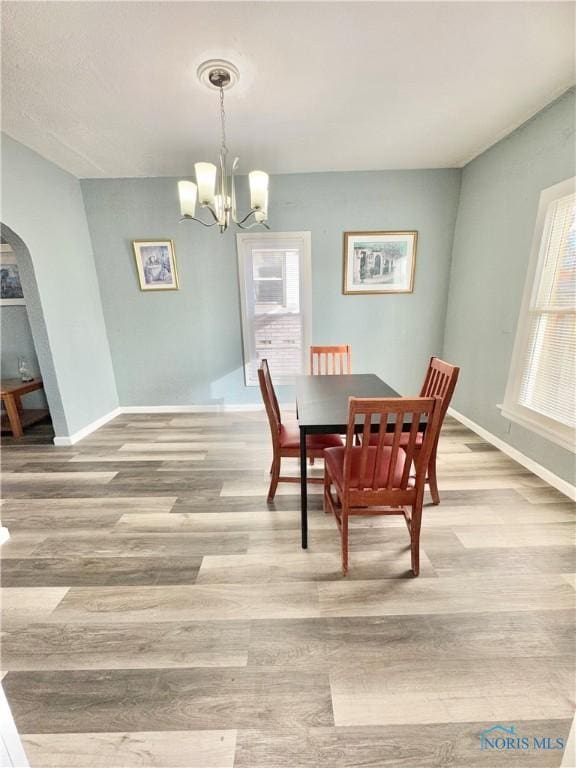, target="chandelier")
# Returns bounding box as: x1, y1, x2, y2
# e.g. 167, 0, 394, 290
178, 60, 269, 233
